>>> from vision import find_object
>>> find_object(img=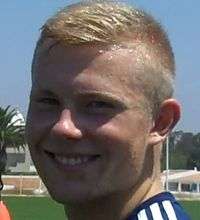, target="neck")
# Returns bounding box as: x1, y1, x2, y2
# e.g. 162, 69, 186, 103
64, 178, 163, 220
